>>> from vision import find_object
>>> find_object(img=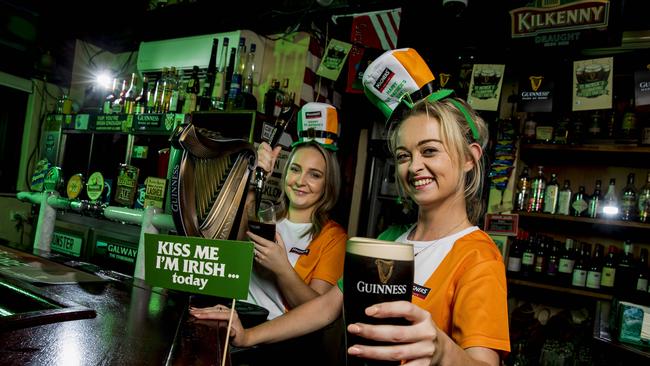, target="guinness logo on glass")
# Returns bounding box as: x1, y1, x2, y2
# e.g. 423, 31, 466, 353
375, 259, 394, 284
529, 76, 544, 92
